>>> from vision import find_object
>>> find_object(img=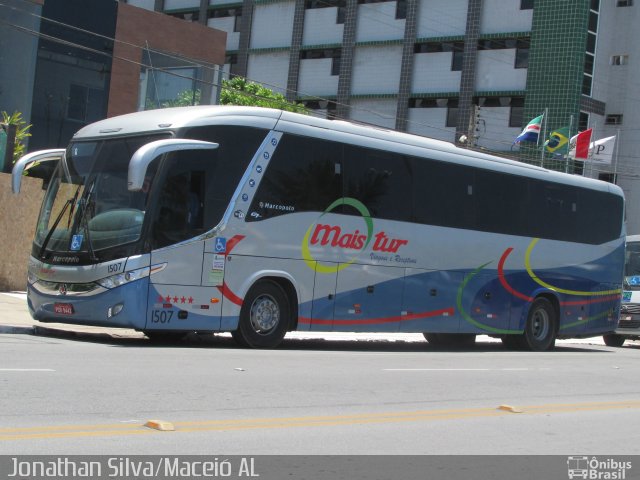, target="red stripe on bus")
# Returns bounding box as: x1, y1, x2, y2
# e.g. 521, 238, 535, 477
216, 283, 243, 306
298, 307, 455, 326
498, 247, 533, 302
225, 235, 246, 254
498, 247, 620, 305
